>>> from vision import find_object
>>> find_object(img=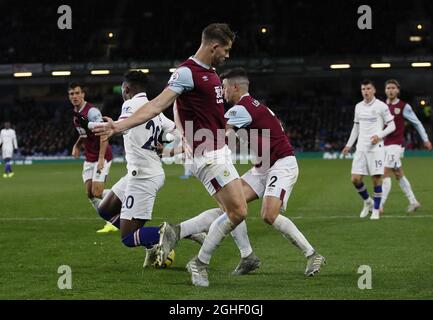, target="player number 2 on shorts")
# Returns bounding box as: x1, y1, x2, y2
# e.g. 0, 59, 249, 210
268, 176, 278, 187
